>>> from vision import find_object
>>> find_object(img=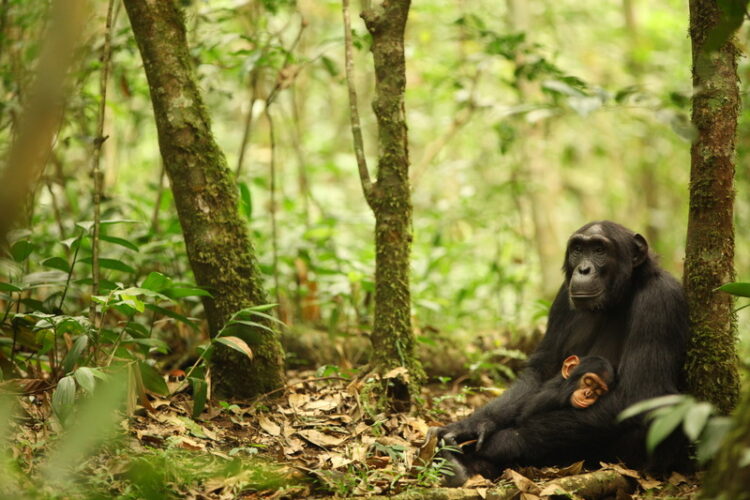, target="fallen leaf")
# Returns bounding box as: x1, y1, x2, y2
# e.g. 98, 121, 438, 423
464, 474, 493, 488
503, 469, 541, 495
258, 415, 281, 436
297, 429, 346, 448
384, 366, 409, 381
668, 471, 688, 486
